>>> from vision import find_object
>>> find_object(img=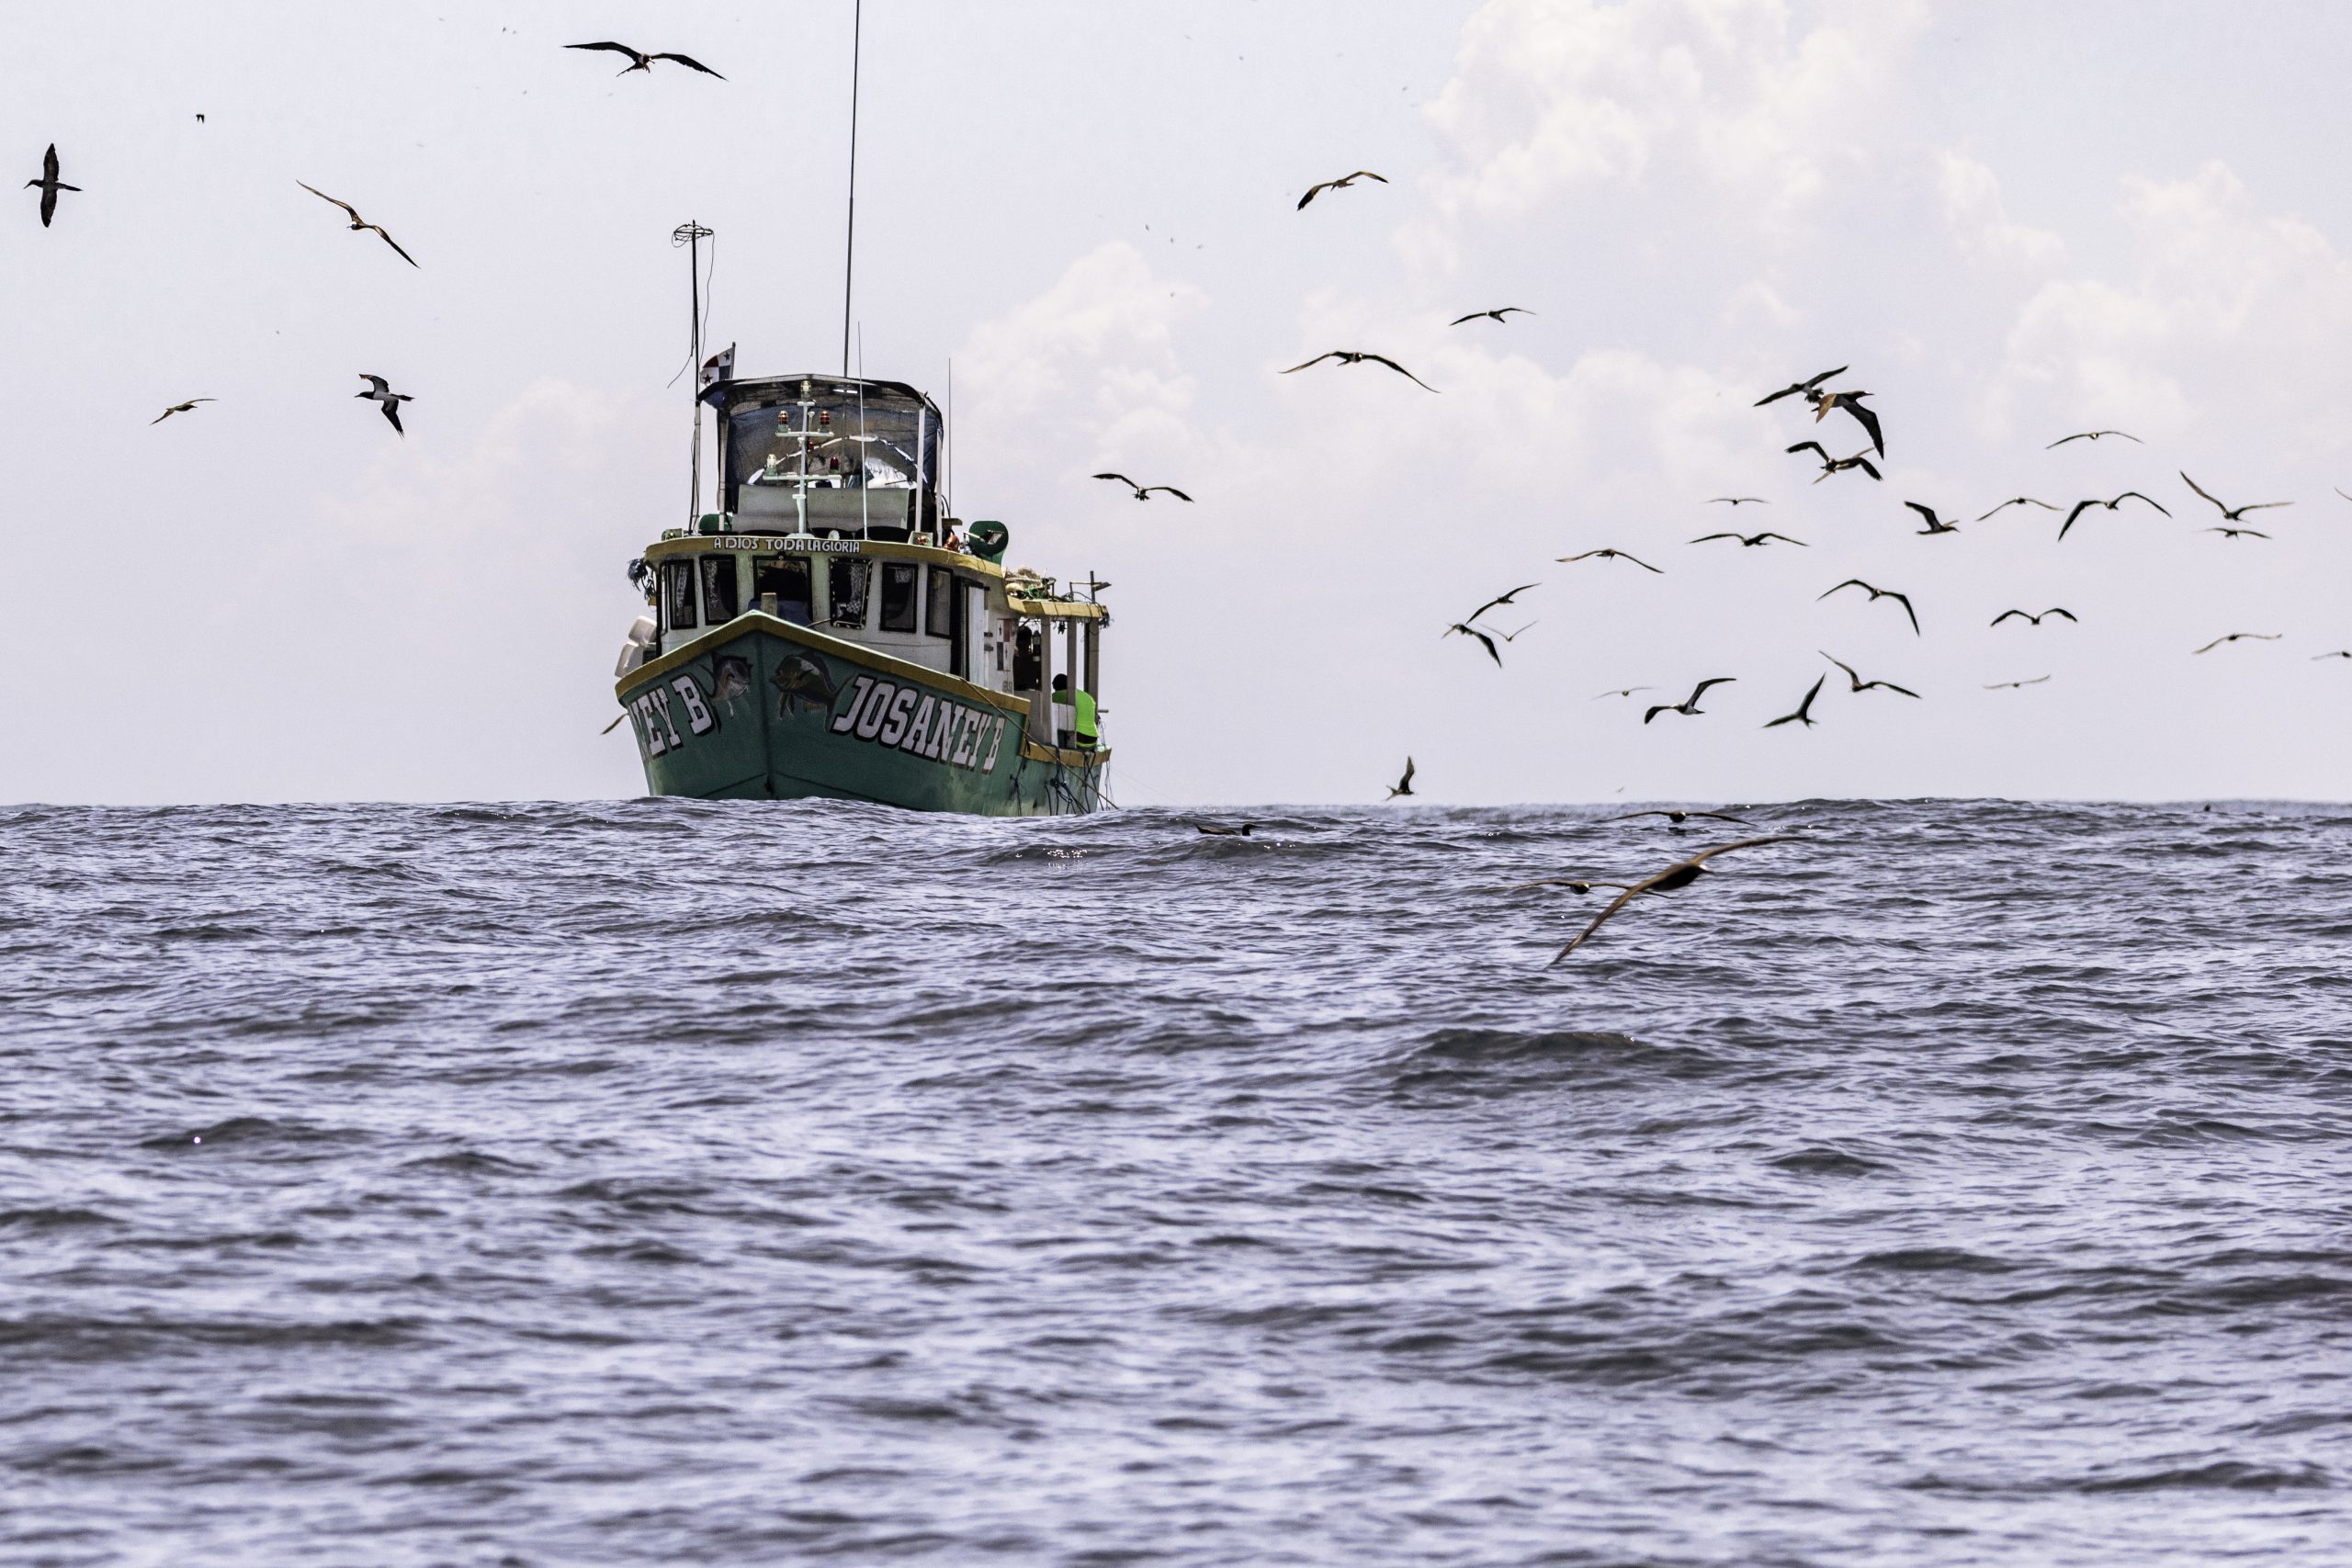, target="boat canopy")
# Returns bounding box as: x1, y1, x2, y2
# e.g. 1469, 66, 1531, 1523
705, 374, 944, 539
